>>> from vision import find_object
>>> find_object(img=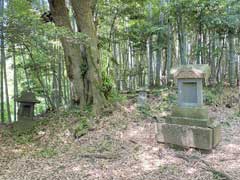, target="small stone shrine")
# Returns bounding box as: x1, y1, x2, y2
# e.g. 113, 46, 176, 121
16, 91, 40, 121
157, 65, 221, 150
136, 88, 150, 108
